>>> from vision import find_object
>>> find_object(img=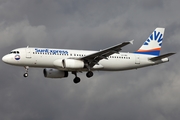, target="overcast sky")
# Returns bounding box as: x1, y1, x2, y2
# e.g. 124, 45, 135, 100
0, 0, 180, 120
